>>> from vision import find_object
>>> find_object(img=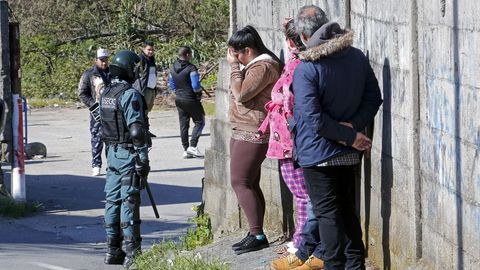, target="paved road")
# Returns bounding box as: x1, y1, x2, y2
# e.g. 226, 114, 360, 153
0, 107, 208, 270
